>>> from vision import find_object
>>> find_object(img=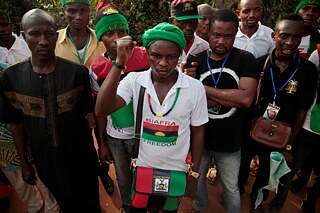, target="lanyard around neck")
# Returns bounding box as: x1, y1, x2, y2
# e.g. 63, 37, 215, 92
207, 49, 231, 88
68, 31, 90, 65
270, 56, 300, 104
